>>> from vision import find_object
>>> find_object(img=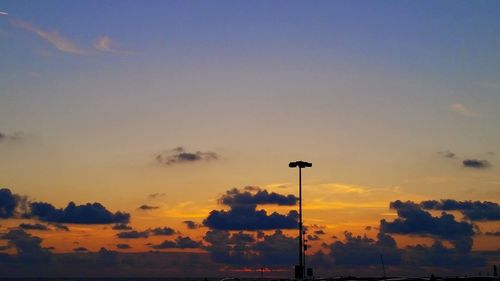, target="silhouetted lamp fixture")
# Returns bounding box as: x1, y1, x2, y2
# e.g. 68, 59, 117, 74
289, 160, 312, 279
